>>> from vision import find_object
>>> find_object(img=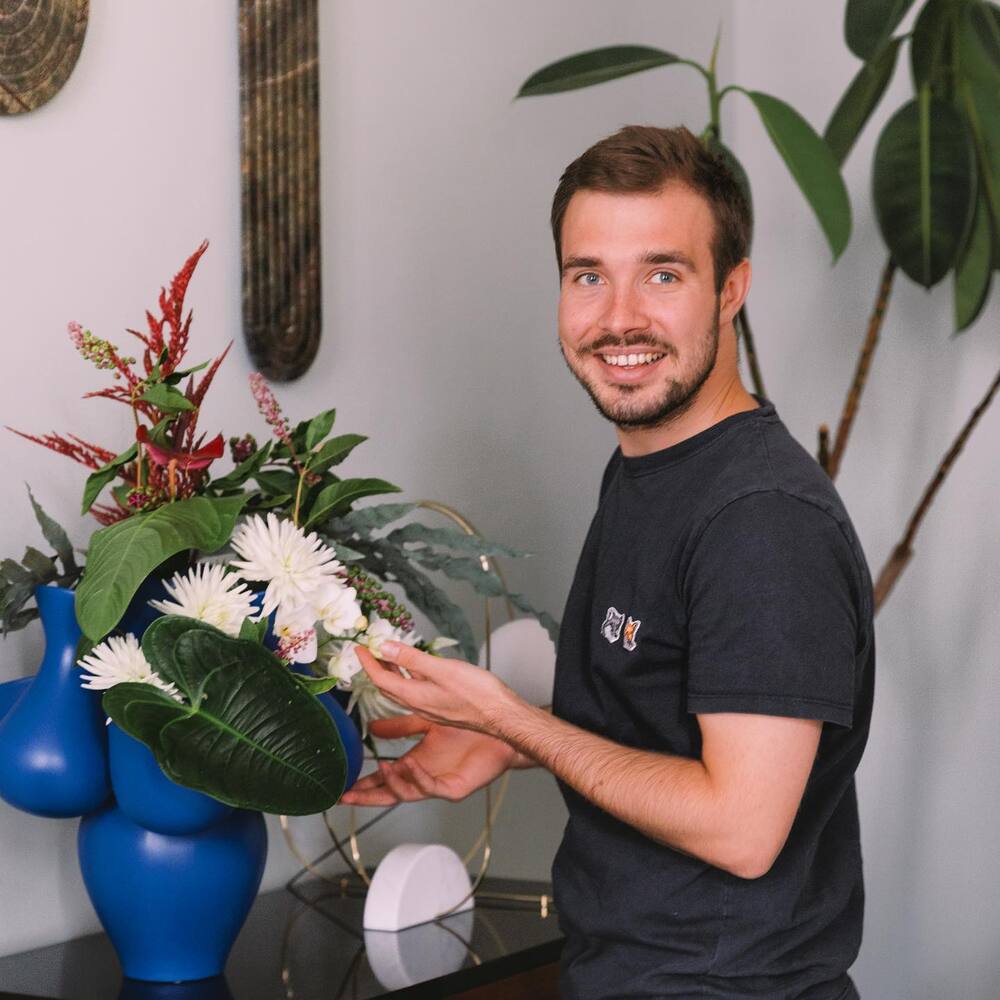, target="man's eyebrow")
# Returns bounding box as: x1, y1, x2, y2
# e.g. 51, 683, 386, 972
642, 250, 697, 272
561, 255, 600, 274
